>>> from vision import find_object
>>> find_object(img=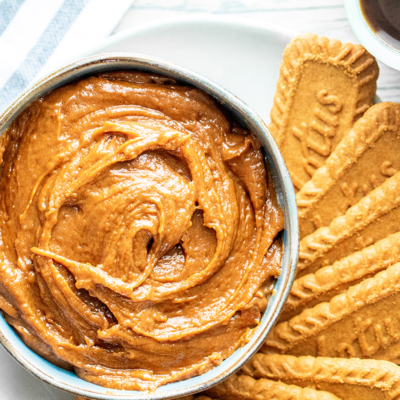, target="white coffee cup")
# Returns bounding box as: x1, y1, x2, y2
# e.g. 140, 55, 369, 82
345, 0, 400, 70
